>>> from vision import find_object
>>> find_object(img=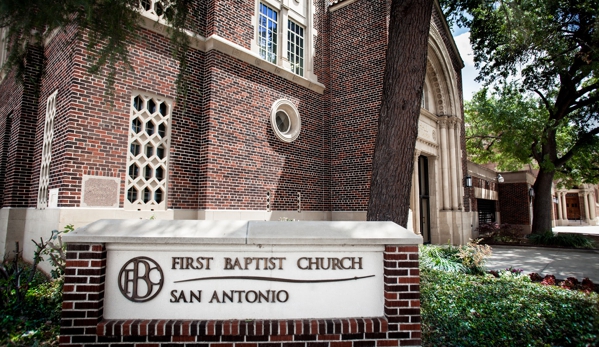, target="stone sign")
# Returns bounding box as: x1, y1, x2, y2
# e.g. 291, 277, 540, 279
60, 219, 423, 347
105, 243, 383, 319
